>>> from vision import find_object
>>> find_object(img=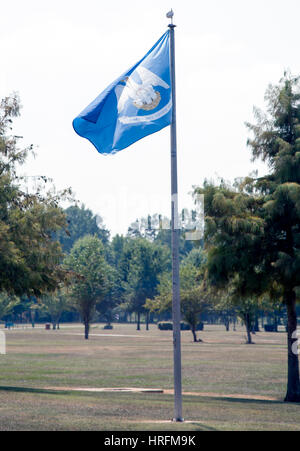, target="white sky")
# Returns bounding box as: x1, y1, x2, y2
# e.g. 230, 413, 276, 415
1, 0, 300, 237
